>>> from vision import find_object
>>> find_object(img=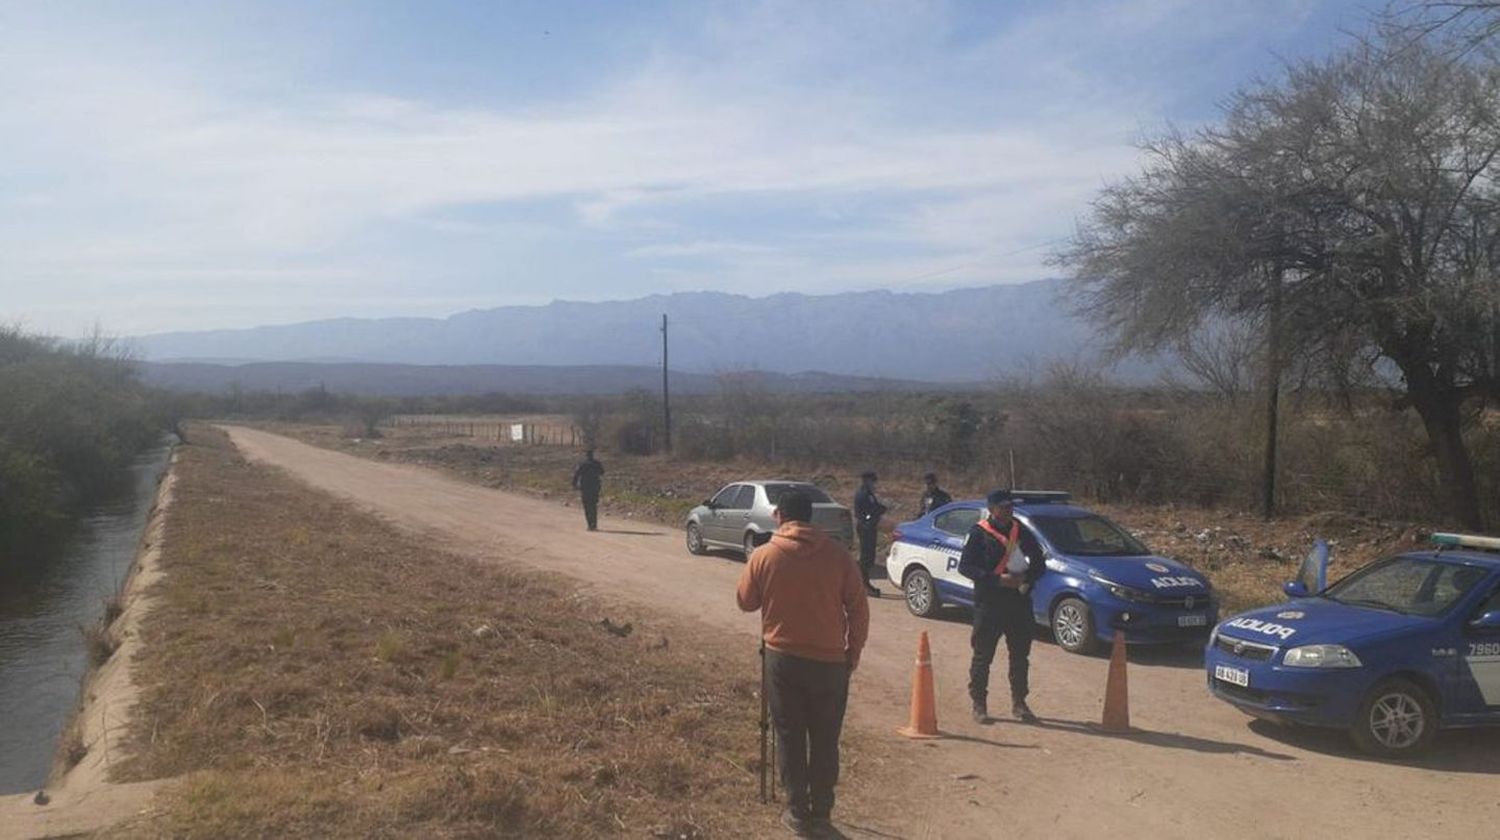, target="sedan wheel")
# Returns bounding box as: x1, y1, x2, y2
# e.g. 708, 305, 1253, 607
1351, 678, 1437, 758
1052, 597, 1098, 655
903, 568, 941, 618
685, 523, 706, 555
742, 531, 758, 558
